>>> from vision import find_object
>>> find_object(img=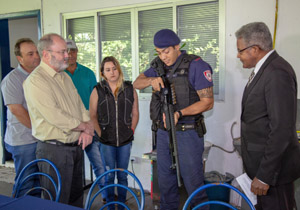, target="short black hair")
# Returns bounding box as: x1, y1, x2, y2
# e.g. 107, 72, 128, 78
14, 38, 35, 57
